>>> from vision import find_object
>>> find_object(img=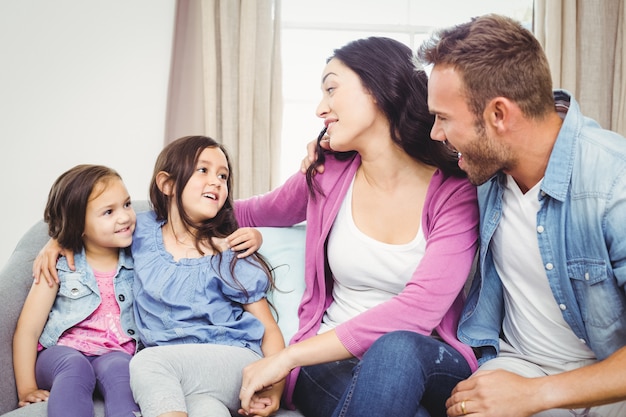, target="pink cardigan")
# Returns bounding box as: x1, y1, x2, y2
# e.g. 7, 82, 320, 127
235, 154, 479, 405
